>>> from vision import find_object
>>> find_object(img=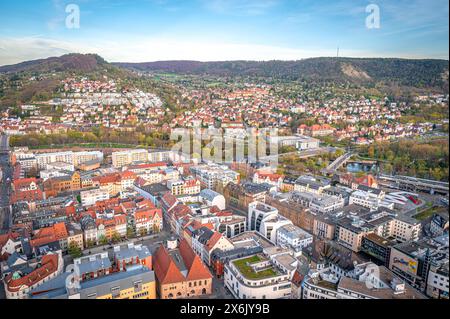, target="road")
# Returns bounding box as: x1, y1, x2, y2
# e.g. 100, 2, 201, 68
0, 134, 9, 152
260, 146, 338, 163
0, 134, 12, 234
